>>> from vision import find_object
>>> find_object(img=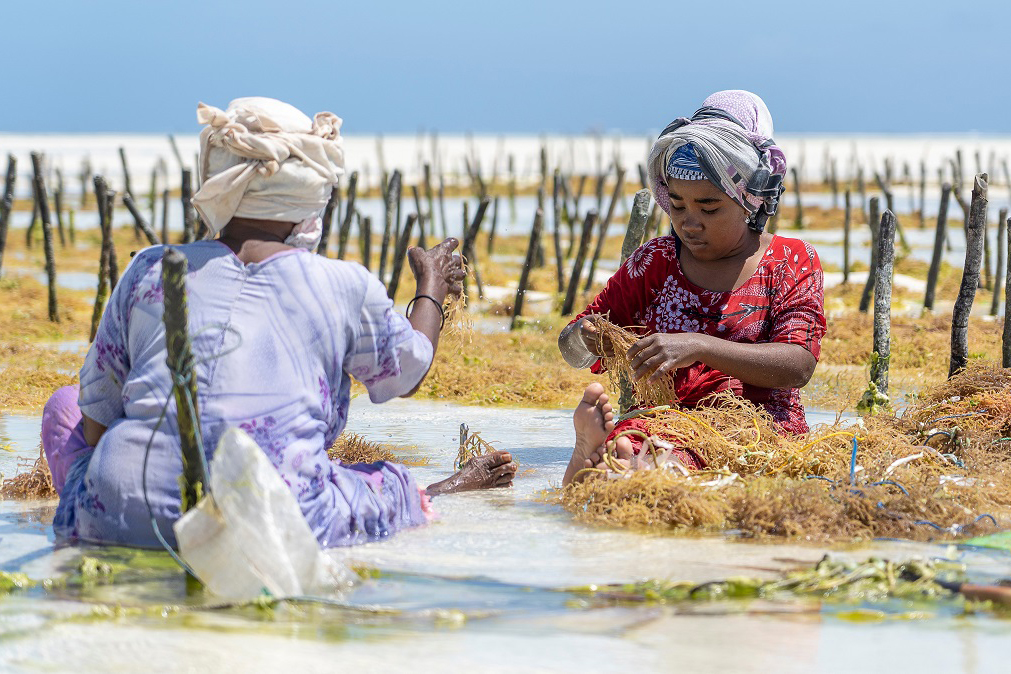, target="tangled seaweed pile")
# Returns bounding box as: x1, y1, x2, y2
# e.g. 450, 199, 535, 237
0, 447, 57, 499
560, 360, 1011, 542
327, 432, 428, 467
